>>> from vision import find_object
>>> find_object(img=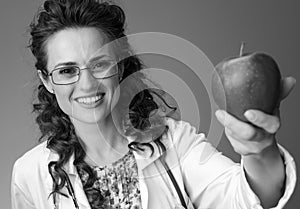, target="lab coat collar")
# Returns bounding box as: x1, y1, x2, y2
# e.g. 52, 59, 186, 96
45, 147, 91, 208
45, 132, 172, 174
130, 133, 172, 171
44, 130, 173, 209
47, 150, 77, 175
